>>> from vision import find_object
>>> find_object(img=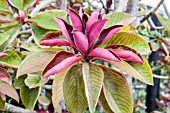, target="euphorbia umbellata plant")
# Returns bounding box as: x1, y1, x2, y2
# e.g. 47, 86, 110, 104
37, 8, 153, 113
